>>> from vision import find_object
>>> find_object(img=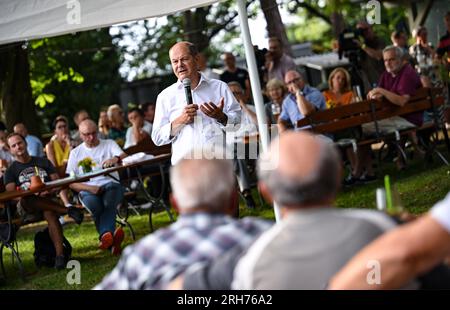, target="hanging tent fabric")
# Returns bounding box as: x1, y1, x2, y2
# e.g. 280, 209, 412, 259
0, 0, 220, 45
0, 0, 278, 219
